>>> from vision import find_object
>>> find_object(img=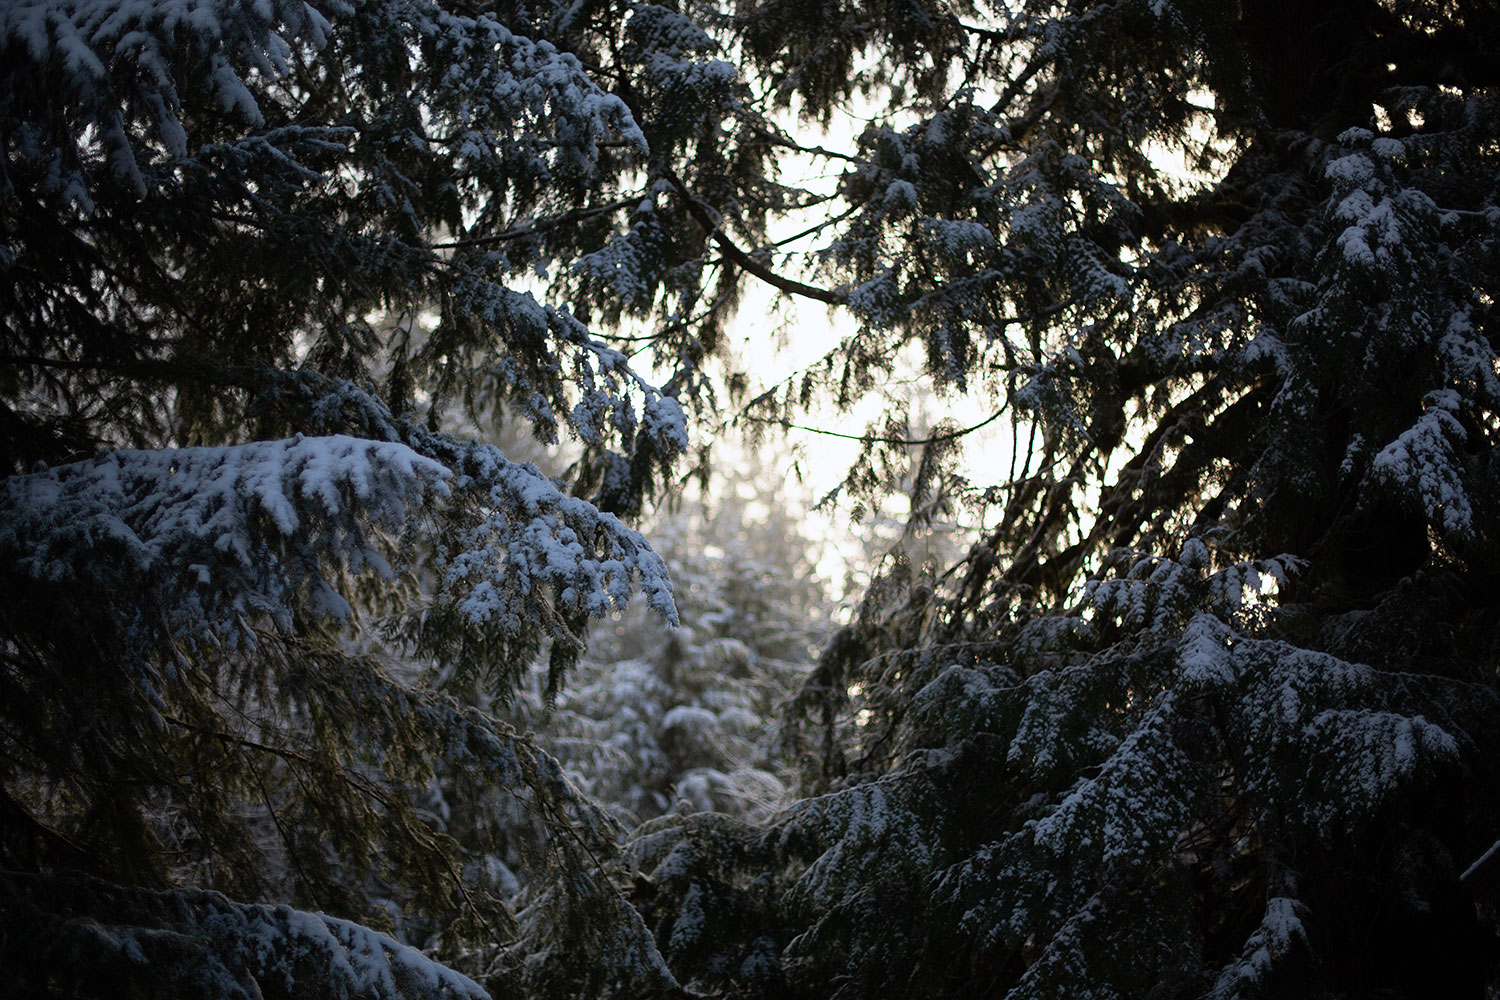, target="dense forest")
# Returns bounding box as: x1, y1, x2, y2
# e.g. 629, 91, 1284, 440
3, 0, 1499, 997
